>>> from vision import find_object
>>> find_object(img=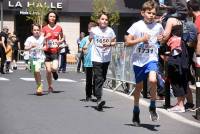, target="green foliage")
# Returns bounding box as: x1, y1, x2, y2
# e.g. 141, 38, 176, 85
91, 0, 120, 26
26, 0, 49, 26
